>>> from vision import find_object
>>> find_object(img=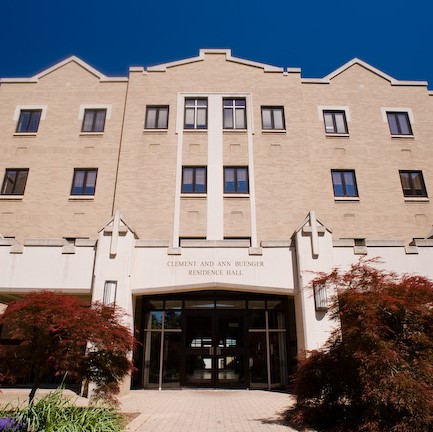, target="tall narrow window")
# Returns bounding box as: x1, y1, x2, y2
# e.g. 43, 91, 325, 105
103, 281, 117, 305
181, 167, 207, 193
145, 106, 169, 129
261, 107, 285, 130
16, 110, 42, 133
71, 169, 98, 195
224, 167, 249, 193
399, 170, 427, 197
331, 170, 358, 197
82, 109, 106, 132
313, 283, 328, 311
1, 169, 29, 195
223, 98, 246, 129
323, 110, 348, 134
387, 112, 412, 135
184, 99, 207, 129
